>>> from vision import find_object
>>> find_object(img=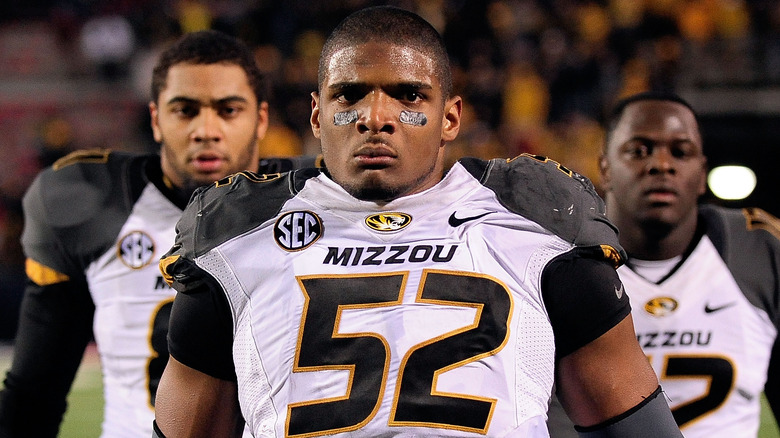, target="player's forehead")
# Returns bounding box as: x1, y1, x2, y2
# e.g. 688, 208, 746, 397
322, 42, 440, 90
613, 100, 700, 141
160, 62, 255, 103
